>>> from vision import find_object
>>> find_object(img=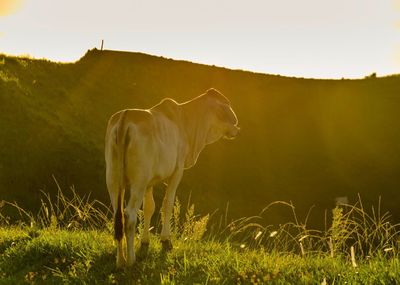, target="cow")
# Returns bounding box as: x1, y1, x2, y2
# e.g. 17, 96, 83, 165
105, 88, 240, 267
